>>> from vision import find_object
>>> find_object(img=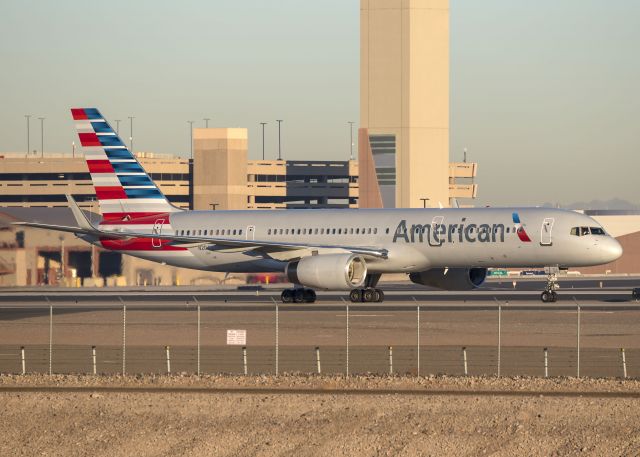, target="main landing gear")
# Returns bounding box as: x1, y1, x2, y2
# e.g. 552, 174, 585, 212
540, 268, 560, 303
350, 273, 385, 303
349, 287, 385, 303
281, 288, 316, 303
